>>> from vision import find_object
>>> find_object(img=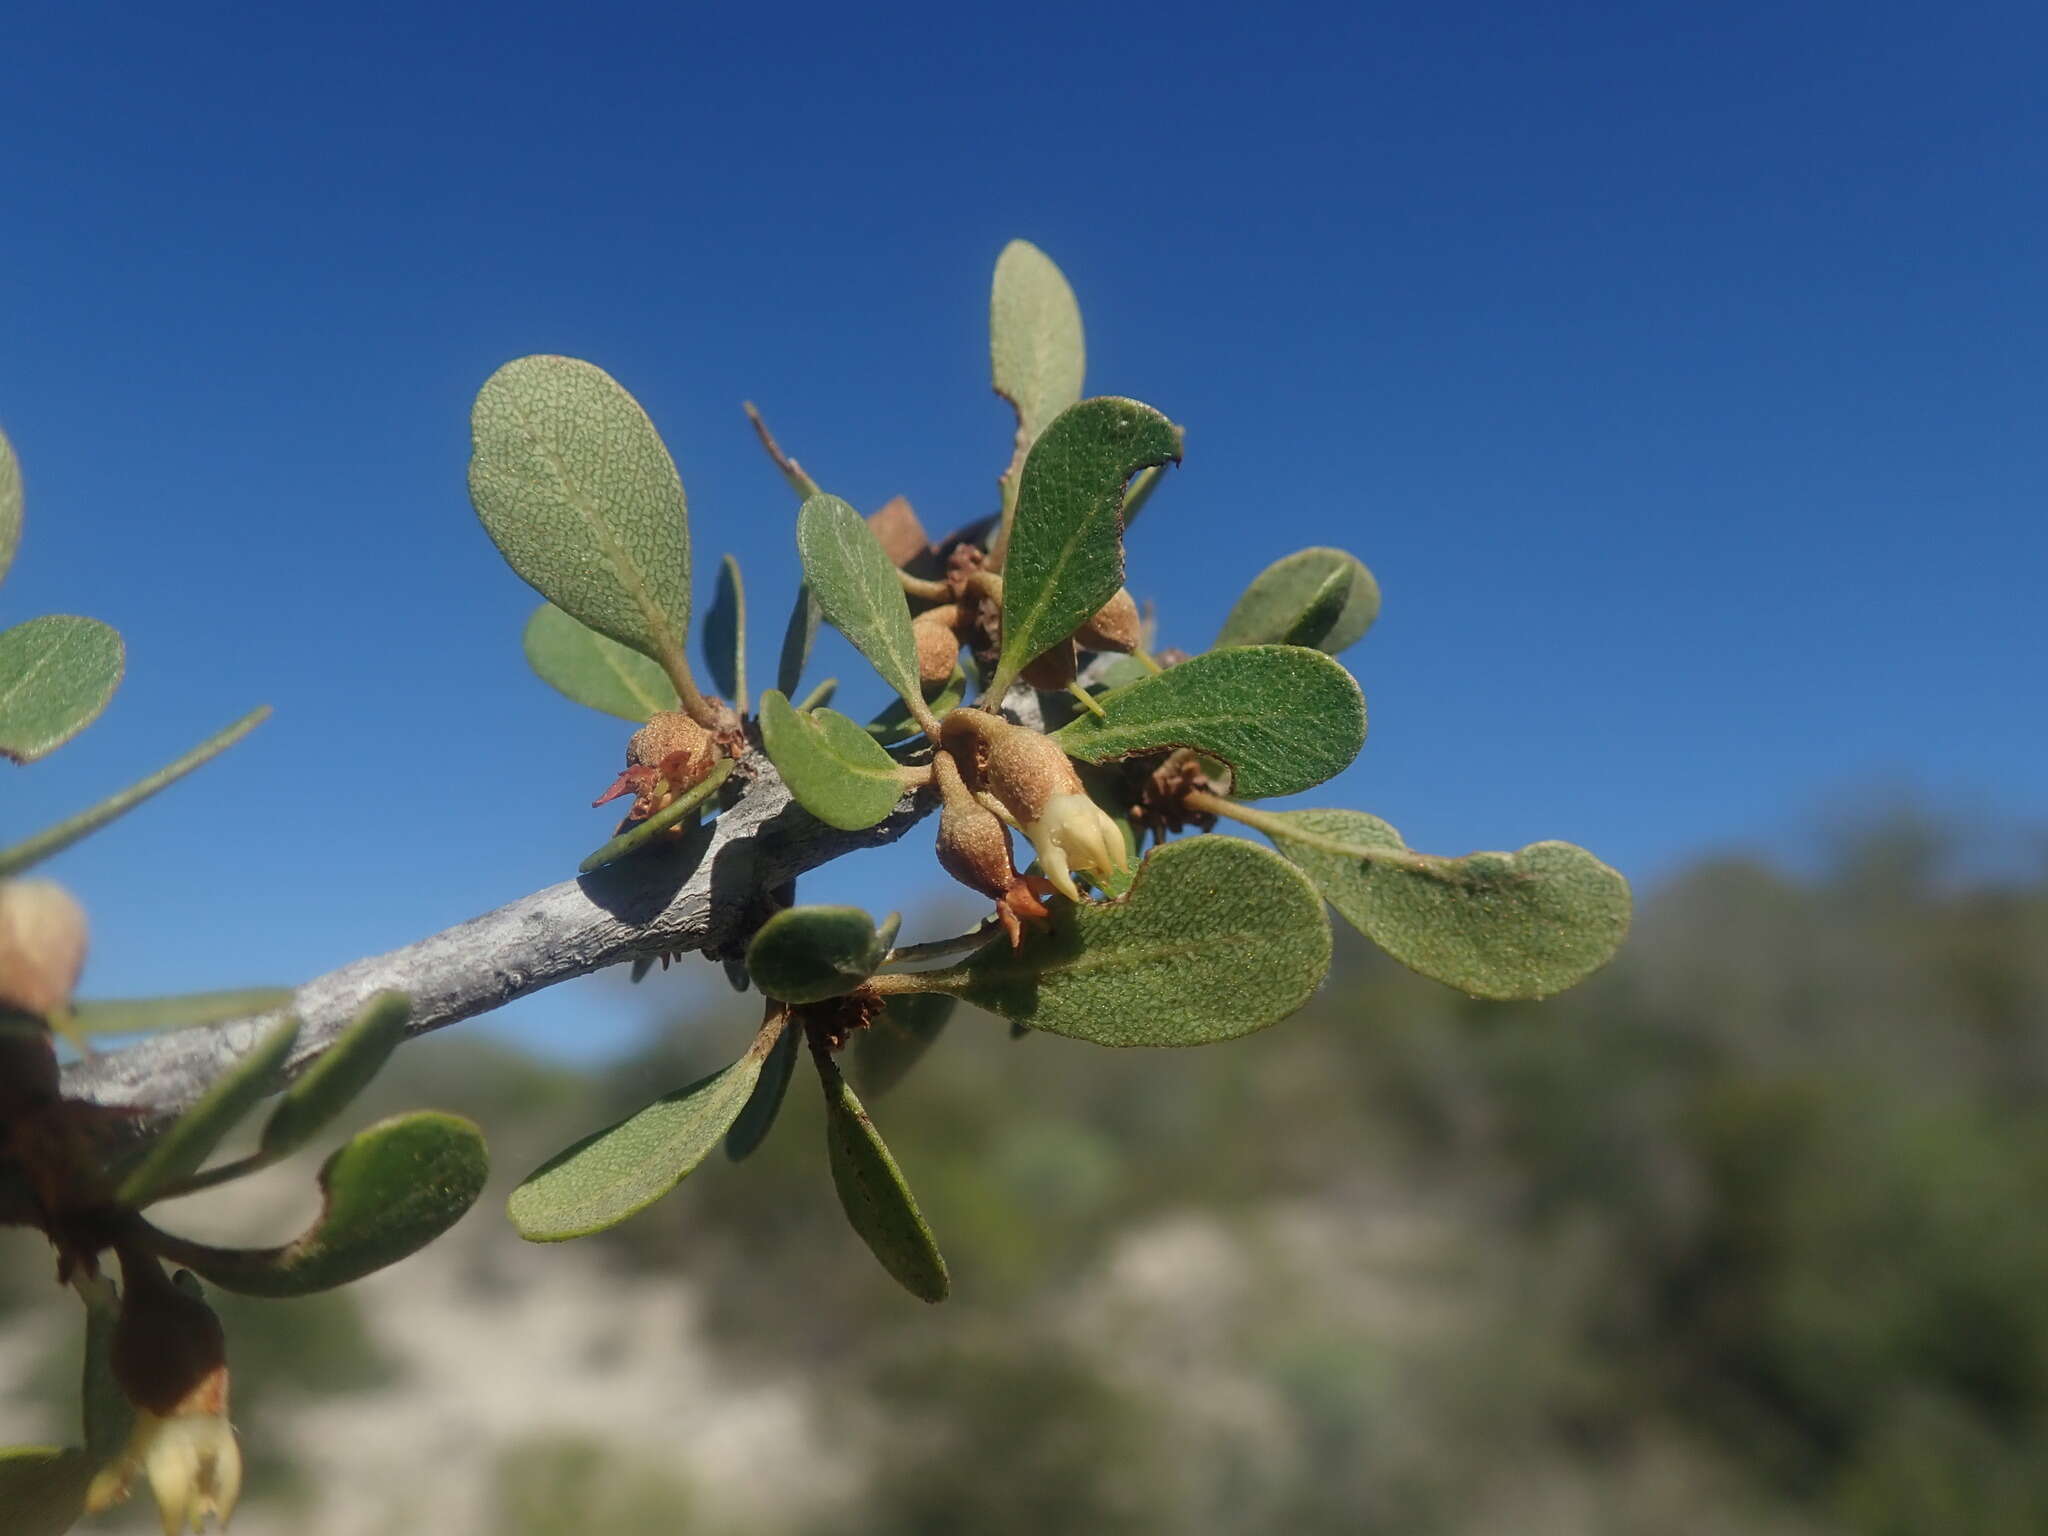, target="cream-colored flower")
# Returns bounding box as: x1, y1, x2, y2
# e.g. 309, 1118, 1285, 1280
1020, 791, 1130, 901
88, 1404, 242, 1535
